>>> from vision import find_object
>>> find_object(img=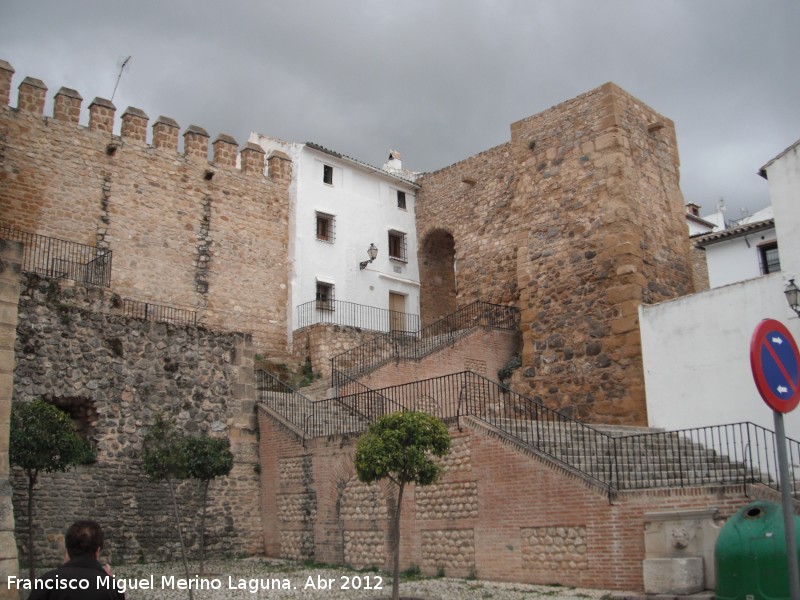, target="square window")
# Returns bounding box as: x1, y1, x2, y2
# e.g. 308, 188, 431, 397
388, 230, 407, 263
316, 282, 334, 311
323, 164, 333, 185
316, 212, 335, 242
397, 190, 407, 210
759, 242, 780, 274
